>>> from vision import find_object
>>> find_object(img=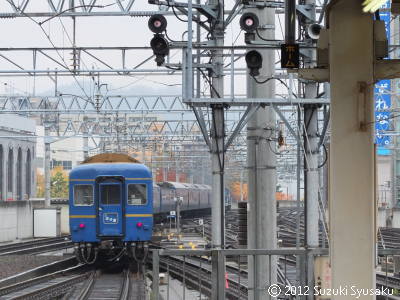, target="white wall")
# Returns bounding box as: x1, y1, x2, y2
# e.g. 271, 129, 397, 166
0, 202, 34, 242
392, 209, 400, 229
377, 155, 393, 208
377, 207, 388, 228
0, 114, 36, 133
51, 137, 84, 168
33, 209, 59, 237
59, 205, 70, 235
